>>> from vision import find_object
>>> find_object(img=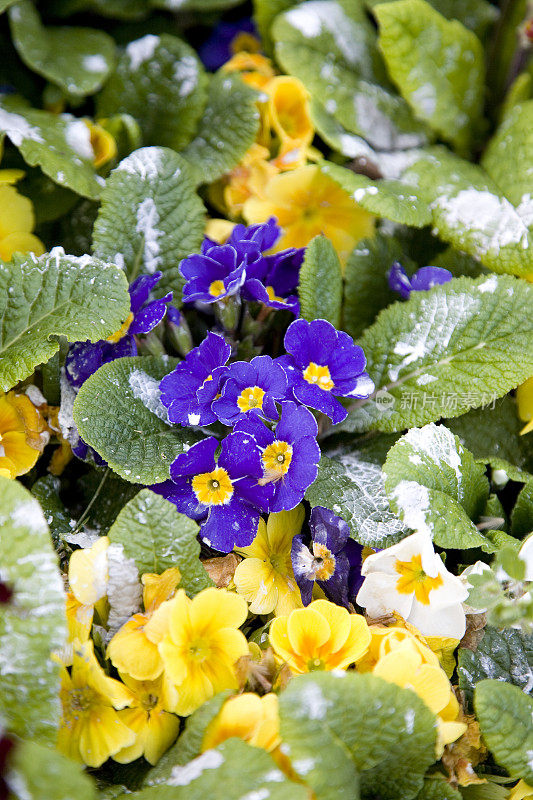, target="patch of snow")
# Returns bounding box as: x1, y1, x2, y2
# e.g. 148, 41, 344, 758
174, 56, 198, 98
126, 34, 159, 70
128, 369, 169, 422
136, 197, 161, 274
0, 107, 44, 146
169, 750, 224, 786
83, 54, 108, 73
64, 119, 94, 160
